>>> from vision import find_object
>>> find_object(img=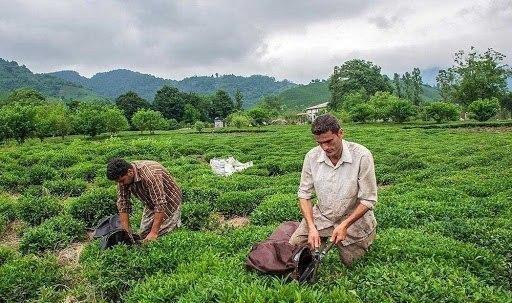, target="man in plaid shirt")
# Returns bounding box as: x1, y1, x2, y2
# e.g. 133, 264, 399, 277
107, 158, 182, 242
